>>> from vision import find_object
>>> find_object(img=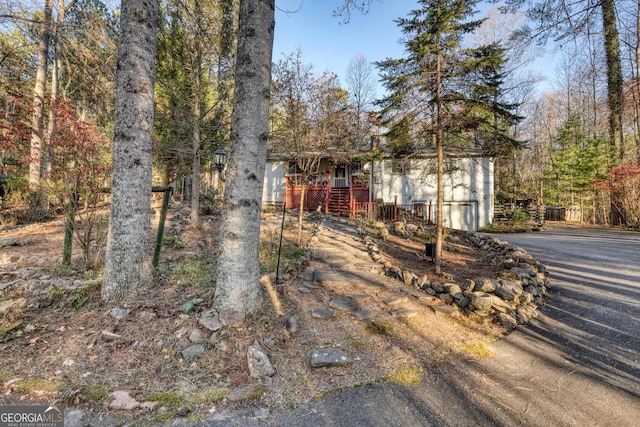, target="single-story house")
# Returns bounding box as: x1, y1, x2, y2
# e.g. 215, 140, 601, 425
262, 148, 494, 231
